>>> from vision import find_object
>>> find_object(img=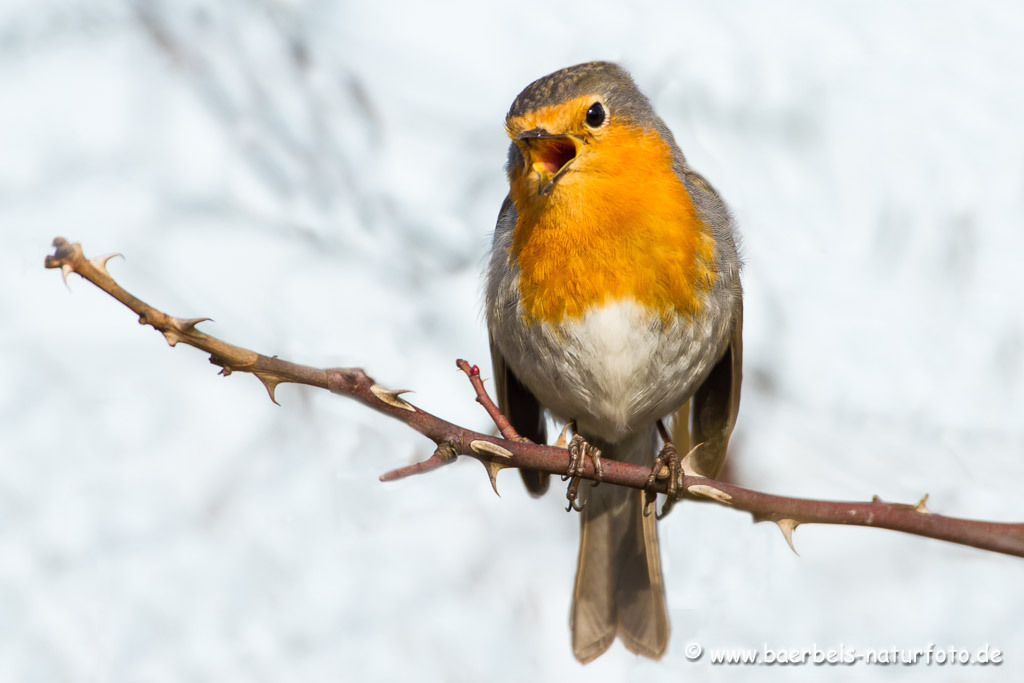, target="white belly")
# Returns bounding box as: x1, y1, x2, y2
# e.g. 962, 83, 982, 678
493, 297, 732, 443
